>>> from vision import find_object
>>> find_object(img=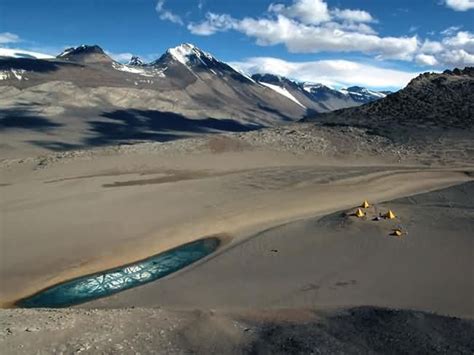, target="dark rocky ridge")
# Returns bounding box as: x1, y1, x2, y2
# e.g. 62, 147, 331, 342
57, 45, 112, 63
307, 67, 474, 140
127, 56, 144, 66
